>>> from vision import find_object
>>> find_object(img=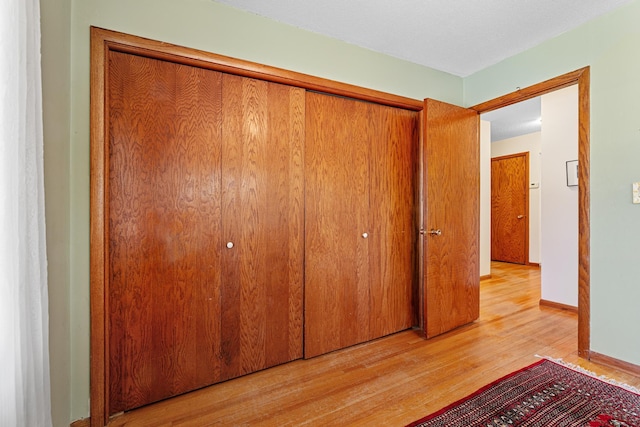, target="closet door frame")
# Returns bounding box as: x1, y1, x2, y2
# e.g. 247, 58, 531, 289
90, 27, 422, 426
